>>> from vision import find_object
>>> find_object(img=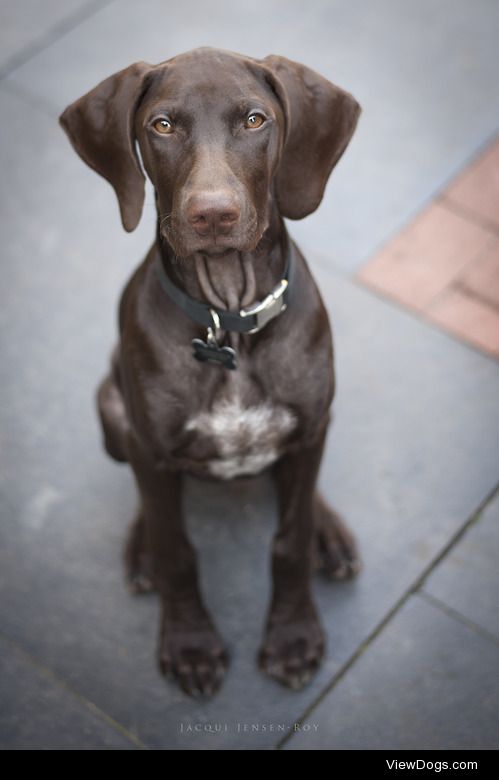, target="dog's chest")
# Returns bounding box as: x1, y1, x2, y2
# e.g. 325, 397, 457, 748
184, 395, 296, 479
